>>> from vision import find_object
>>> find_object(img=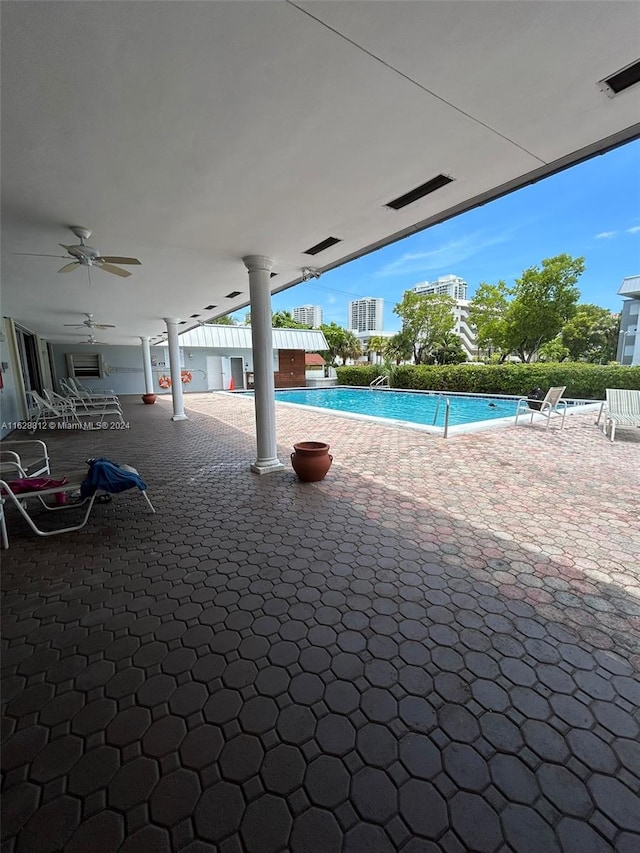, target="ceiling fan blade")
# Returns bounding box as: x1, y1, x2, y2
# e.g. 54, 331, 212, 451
94, 324, 116, 329
97, 263, 131, 278
98, 256, 142, 265
58, 243, 76, 251
58, 261, 79, 273
14, 252, 69, 258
